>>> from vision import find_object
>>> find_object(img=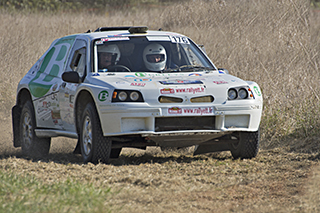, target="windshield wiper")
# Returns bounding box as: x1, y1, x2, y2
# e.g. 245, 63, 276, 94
163, 65, 216, 73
